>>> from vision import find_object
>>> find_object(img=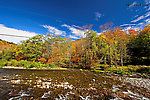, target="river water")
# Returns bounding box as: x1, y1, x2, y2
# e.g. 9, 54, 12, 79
0, 68, 149, 100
